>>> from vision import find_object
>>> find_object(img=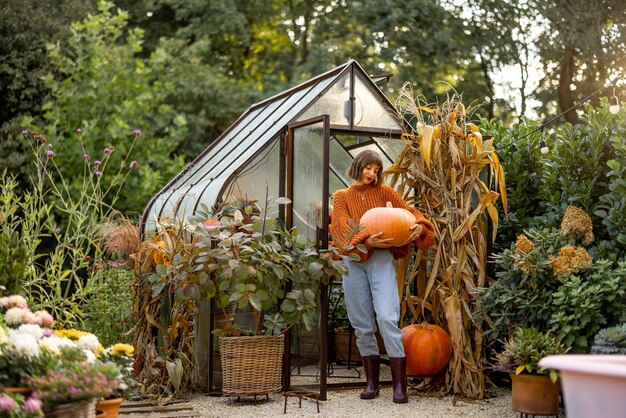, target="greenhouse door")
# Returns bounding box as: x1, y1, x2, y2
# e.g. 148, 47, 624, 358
284, 114, 330, 399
